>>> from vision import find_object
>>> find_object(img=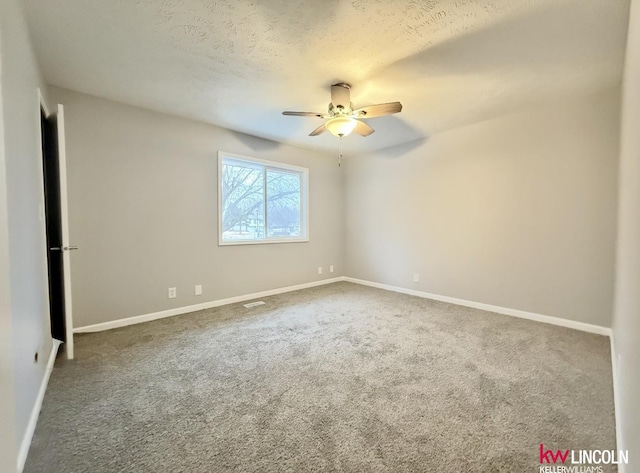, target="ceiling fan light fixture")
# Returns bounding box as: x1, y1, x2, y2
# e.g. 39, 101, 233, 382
325, 116, 357, 137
